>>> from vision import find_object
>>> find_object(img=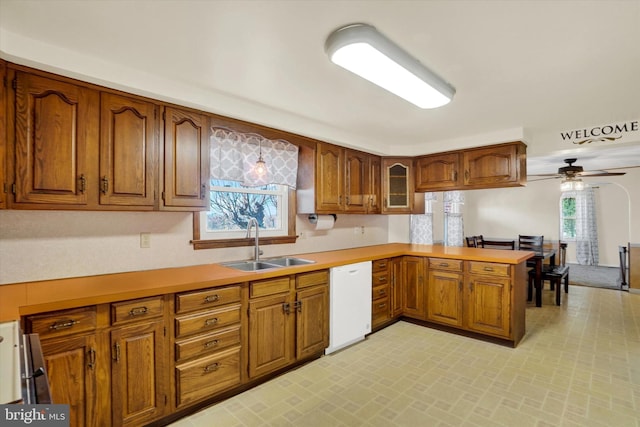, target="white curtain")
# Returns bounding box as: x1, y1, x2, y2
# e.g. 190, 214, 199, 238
575, 187, 599, 265
444, 191, 464, 247
410, 193, 436, 244
210, 127, 298, 188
